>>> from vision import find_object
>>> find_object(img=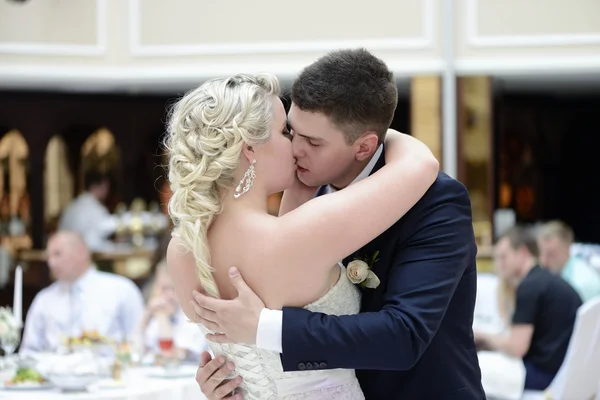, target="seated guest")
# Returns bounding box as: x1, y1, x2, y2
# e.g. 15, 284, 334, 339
475, 226, 582, 391
58, 170, 117, 252
140, 228, 173, 299
20, 231, 145, 354
538, 220, 600, 302
138, 261, 207, 362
